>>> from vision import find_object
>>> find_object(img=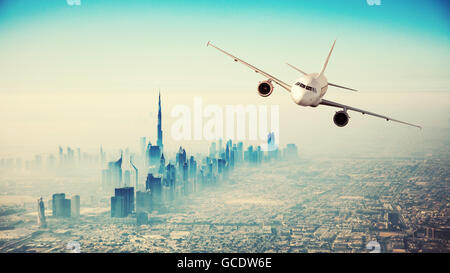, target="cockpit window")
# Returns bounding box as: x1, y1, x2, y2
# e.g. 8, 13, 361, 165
295, 82, 316, 92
